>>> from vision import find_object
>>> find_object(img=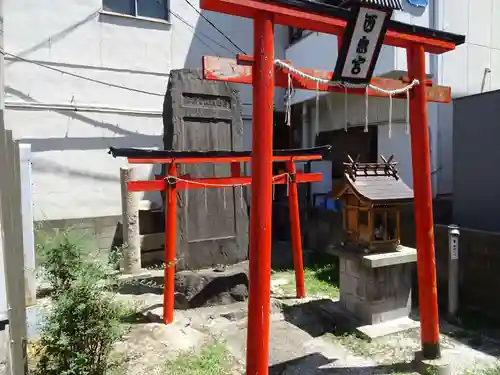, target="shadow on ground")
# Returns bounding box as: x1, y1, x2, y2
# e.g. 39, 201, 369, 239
268, 353, 414, 374
408, 310, 500, 359
281, 299, 359, 338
